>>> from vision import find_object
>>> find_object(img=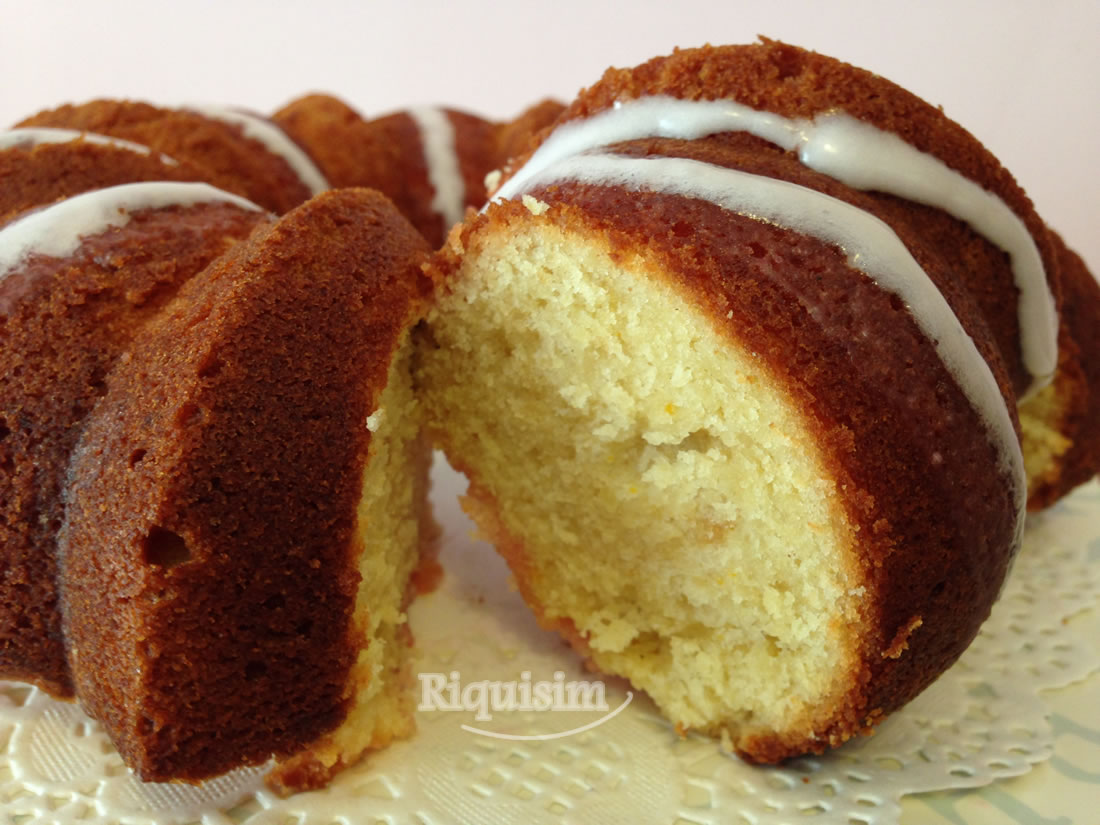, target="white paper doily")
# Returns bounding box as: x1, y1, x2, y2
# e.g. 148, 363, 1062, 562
2, 456, 1098, 825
